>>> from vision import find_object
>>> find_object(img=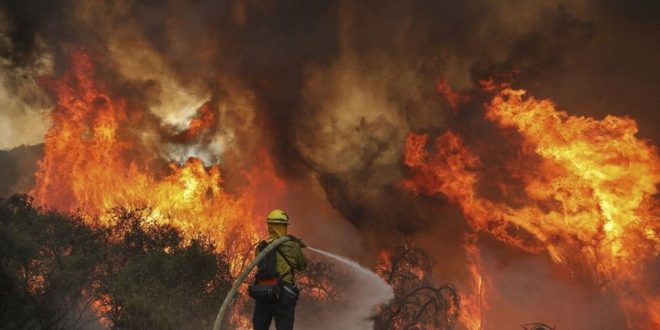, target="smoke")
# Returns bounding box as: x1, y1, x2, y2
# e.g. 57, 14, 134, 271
1, 0, 659, 327
0, 144, 42, 198
476, 236, 627, 328
0, 9, 51, 149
